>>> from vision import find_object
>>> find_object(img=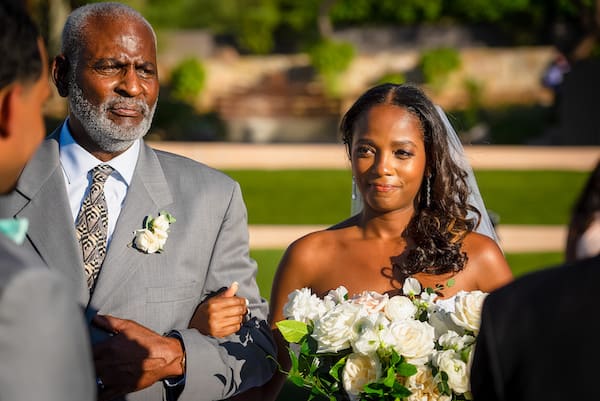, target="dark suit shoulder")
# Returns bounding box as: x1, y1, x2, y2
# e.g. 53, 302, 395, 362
486, 255, 600, 312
